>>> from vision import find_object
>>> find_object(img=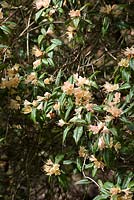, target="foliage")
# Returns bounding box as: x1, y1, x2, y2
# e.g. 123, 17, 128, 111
0, 0, 134, 199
